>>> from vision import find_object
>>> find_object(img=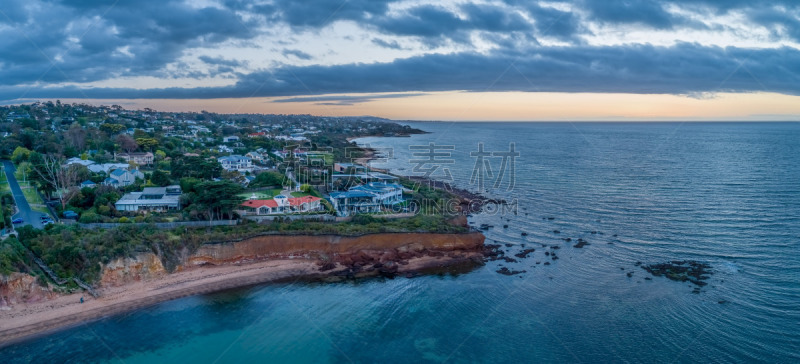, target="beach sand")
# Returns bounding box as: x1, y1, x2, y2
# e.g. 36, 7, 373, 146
0, 254, 478, 348
0, 259, 318, 348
